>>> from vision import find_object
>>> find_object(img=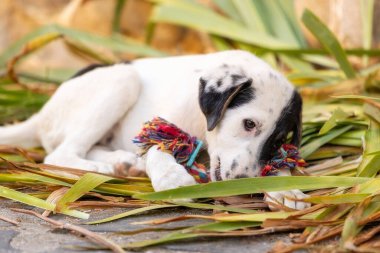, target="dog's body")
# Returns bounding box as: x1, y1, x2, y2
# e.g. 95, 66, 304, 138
0, 50, 309, 209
